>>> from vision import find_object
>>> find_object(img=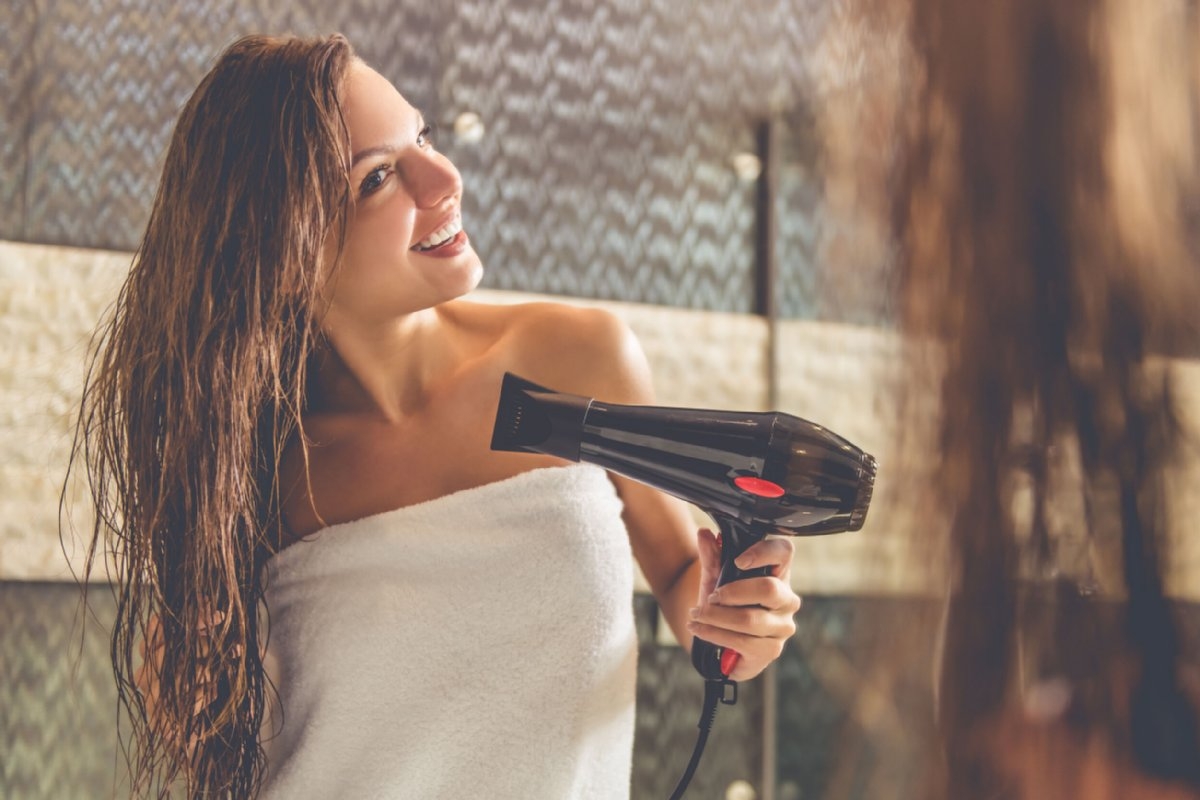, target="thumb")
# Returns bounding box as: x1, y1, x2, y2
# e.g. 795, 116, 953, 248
696, 527, 722, 601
